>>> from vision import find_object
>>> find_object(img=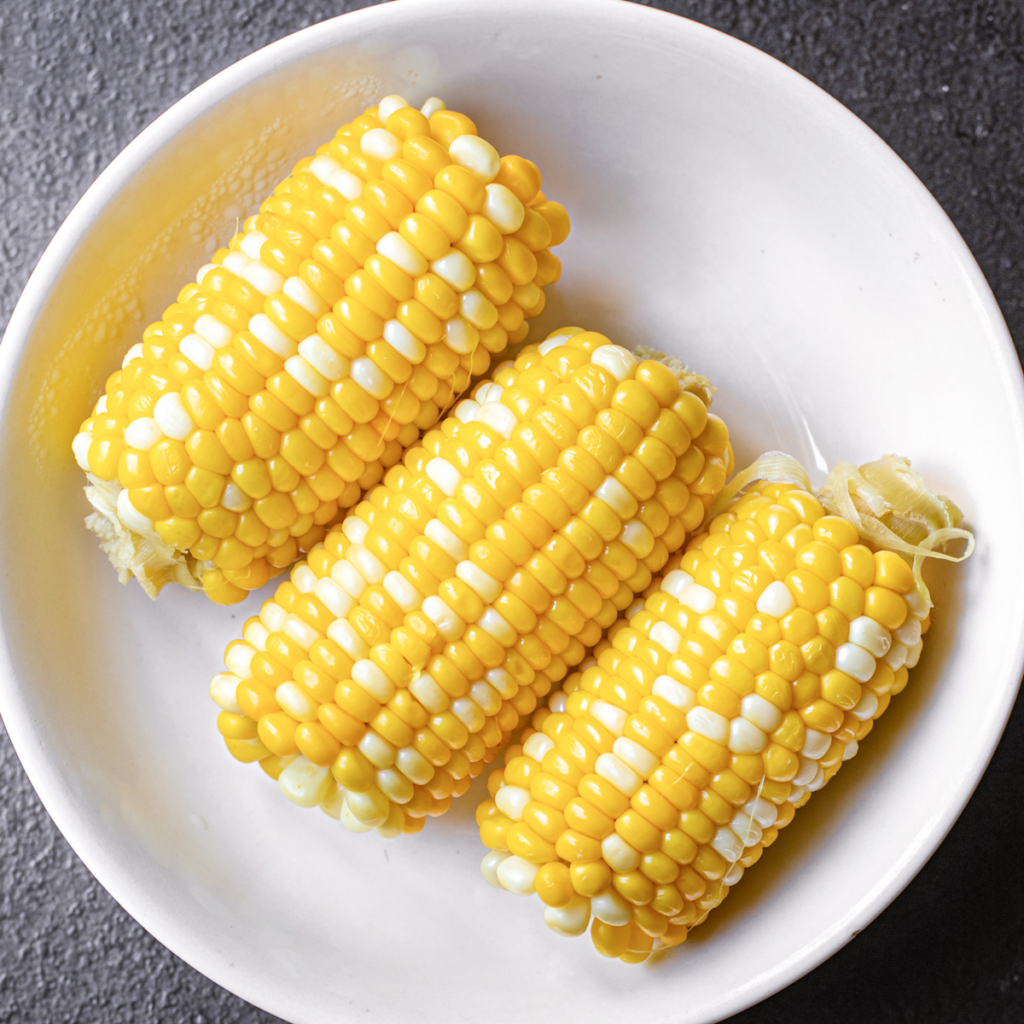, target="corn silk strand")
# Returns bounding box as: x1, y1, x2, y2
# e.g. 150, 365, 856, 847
704, 451, 974, 607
